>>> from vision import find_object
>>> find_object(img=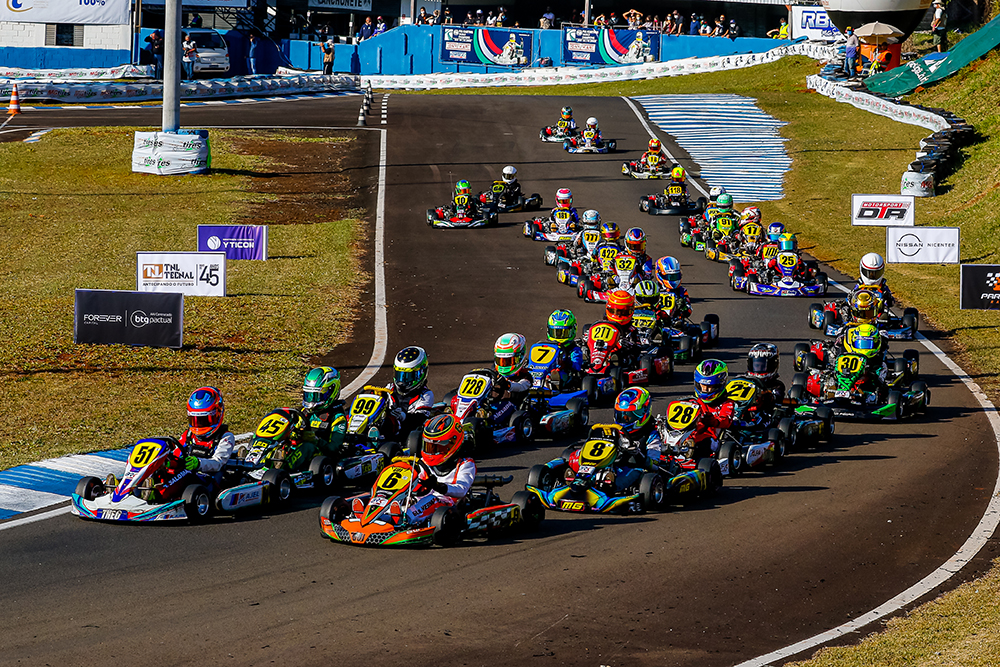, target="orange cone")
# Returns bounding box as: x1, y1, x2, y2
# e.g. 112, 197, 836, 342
7, 82, 21, 115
